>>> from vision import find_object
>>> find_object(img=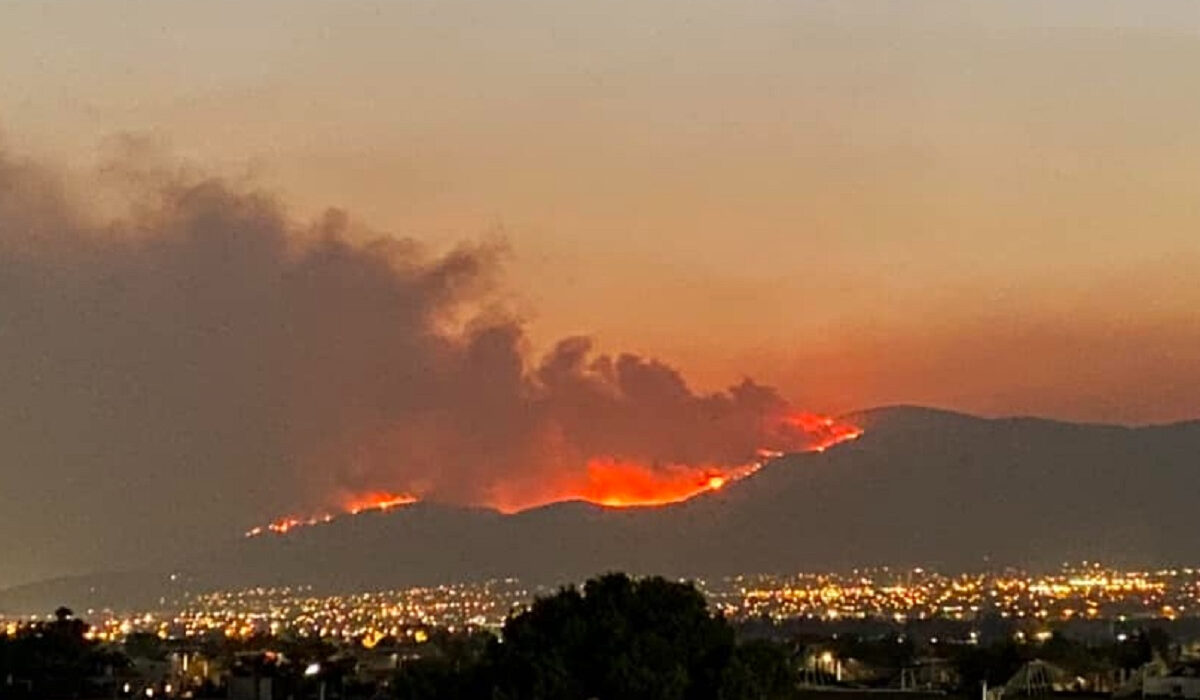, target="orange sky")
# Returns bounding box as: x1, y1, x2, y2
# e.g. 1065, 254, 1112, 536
3, 0, 1198, 423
